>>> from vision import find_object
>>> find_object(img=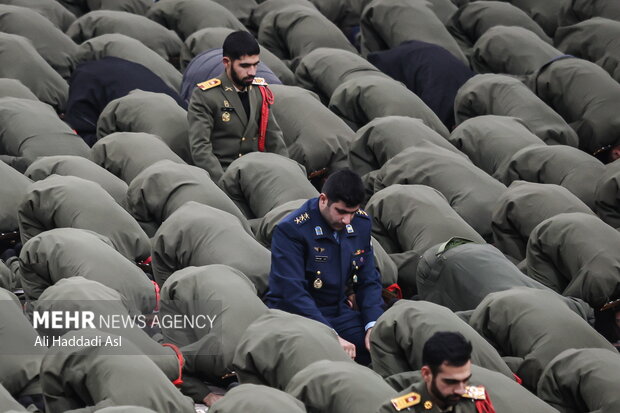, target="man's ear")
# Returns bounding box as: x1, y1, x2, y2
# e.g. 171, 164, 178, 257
222, 56, 231, 68
421, 366, 432, 383
611, 145, 620, 162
